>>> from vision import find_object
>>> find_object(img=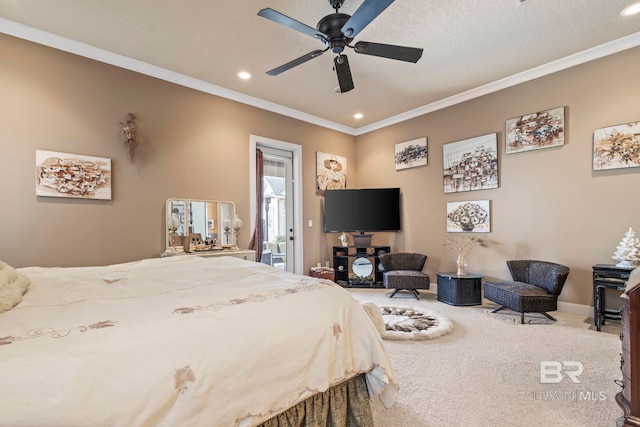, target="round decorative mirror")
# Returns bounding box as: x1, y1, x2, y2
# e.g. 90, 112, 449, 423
352, 257, 373, 278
